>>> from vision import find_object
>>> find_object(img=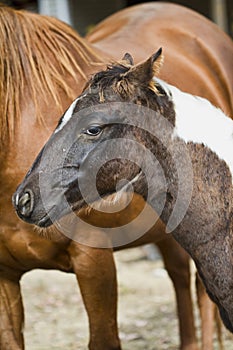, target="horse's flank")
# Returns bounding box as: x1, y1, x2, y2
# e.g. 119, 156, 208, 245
88, 2, 233, 118
0, 5, 103, 145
